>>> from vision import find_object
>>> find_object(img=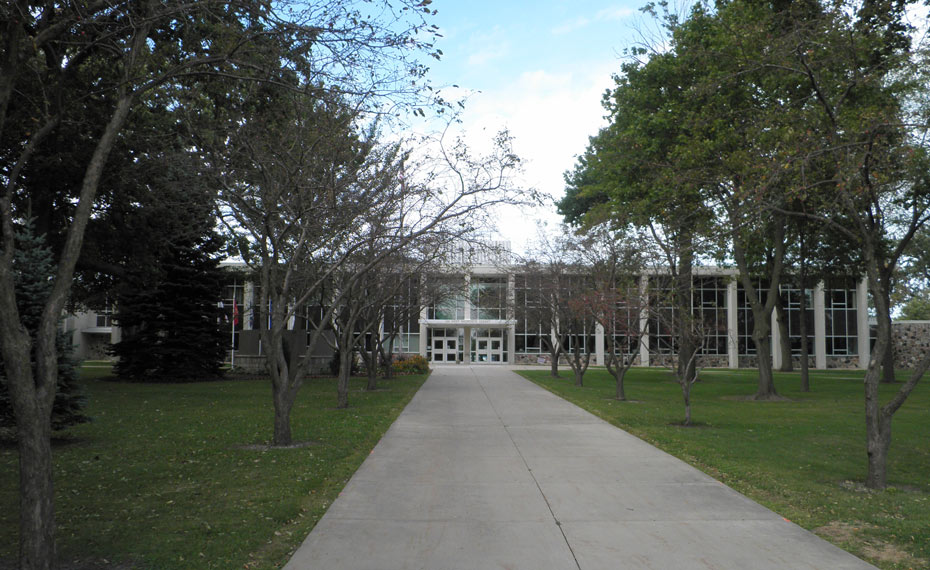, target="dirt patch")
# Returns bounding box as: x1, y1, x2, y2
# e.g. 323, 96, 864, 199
839, 479, 924, 494
861, 542, 925, 567
814, 520, 873, 543
814, 521, 927, 568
